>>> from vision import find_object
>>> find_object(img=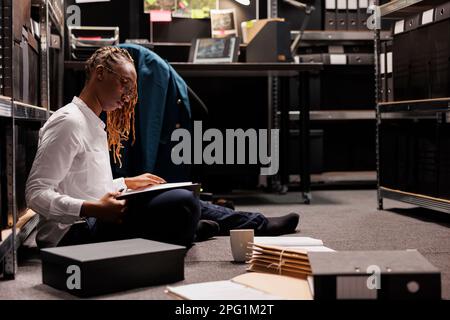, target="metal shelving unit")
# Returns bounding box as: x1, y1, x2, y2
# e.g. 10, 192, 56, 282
379, 97, 450, 112
14, 101, 49, 121
0, 96, 12, 118
47, 0, 64, 38
290, 27, 383, 187
0, 97, 50, 121
1, 0, 61, 279
288, 110, 376, 121
292, 30, 392, 43
0, 212, 39, 279
370, 0, 450, 213
379, 0, 444, 17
